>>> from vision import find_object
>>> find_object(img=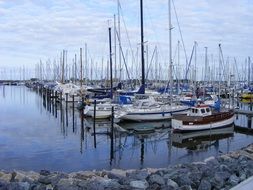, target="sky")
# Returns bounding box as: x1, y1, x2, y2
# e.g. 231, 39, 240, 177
0, 0, 253, 80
